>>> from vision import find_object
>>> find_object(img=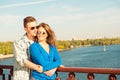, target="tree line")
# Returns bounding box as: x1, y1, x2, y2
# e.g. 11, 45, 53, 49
0, 41, 13, 55
0, 38, 120, 55
56, 38, 120, 49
